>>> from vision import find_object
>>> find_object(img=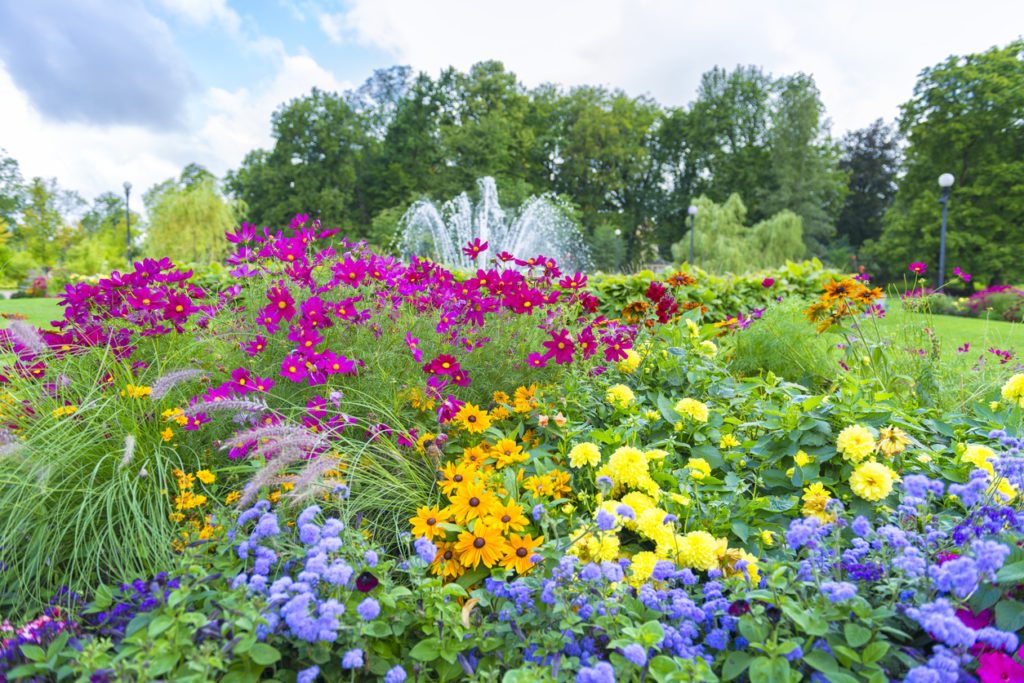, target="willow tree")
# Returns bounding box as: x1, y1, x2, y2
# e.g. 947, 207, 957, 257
145, 165, 241, 264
